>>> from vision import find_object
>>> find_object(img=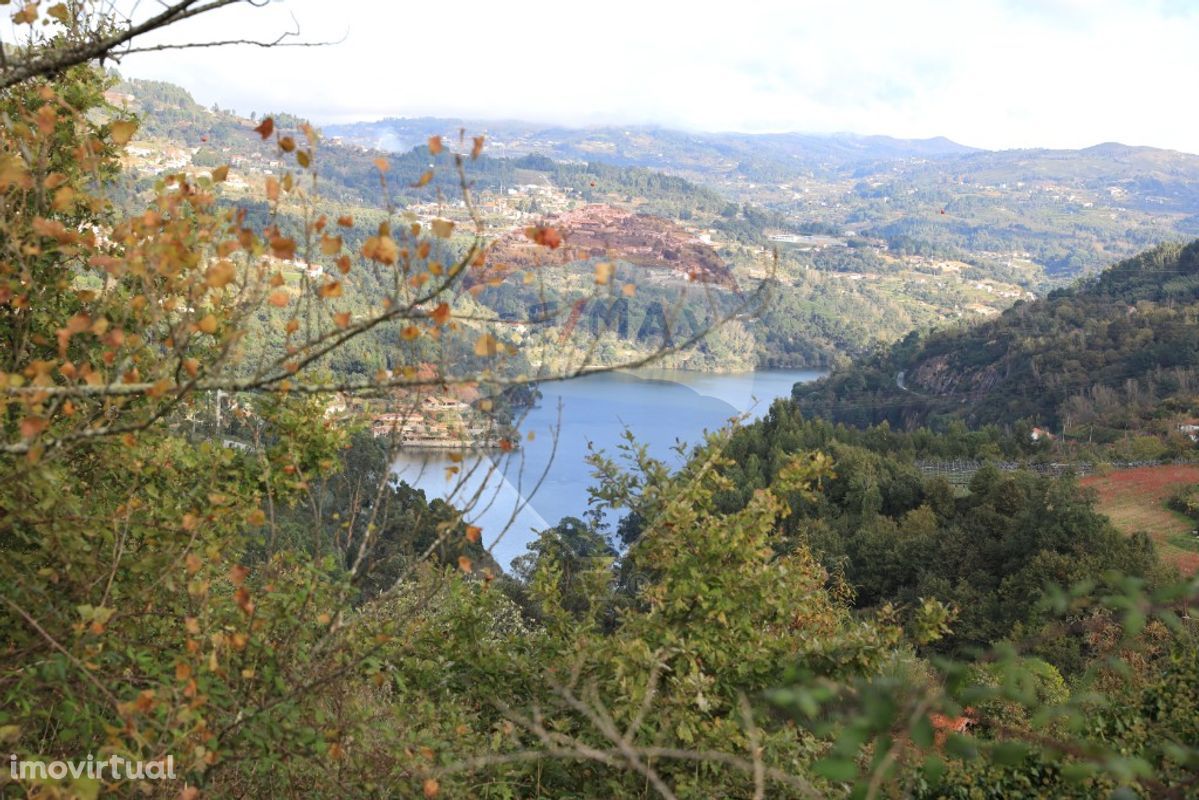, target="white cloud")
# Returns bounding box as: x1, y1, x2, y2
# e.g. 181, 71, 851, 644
115, 0, 1199, 152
